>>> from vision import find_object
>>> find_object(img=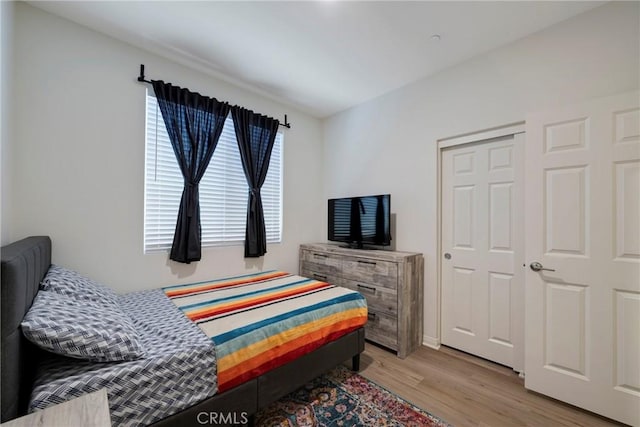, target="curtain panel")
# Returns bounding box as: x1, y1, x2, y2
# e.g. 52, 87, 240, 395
152, 81, 230, 263
231, 106, 279, 258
